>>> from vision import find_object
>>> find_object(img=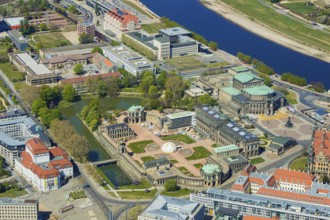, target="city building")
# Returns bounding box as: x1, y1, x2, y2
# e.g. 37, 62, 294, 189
7, 30, 28, 51
59, 72, 121, 93
127, 105, 145, 123
200, 163, 222, 187
0, 112, 50, 165
91, 52, 113, 72
103, 8, 140, 39
185, 88, 208, 98
138, 195, 204, 220
195, 105, 259, 157
0, 198, 38, 220
77, 21, 95, 36
220, 71, 286, 116
41, 53, 96, 70
123, 27, 199, 60
191, 188, 330, 220
228, 66, 249, 75
15, 138, 73, 192
103, 45, 155, 76
103, 123, 135, 140
9, 52, 59, 85
145, 110, 167, 129
267, 136, 296, 155
309, 127, 330, 176
166, 111, 196, 130
3, 17, 23, 30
